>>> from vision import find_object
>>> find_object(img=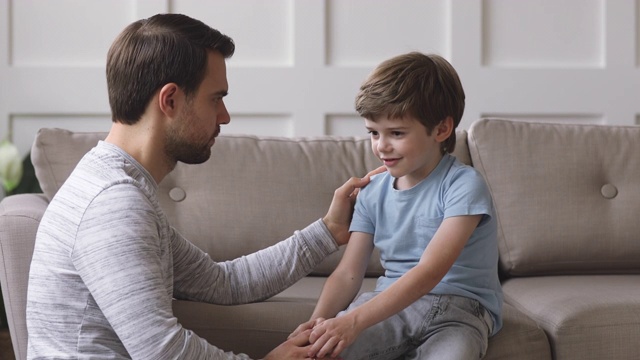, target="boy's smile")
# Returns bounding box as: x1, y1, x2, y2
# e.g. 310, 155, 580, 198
380, 158, 400, 167
365, 115, 447, 190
